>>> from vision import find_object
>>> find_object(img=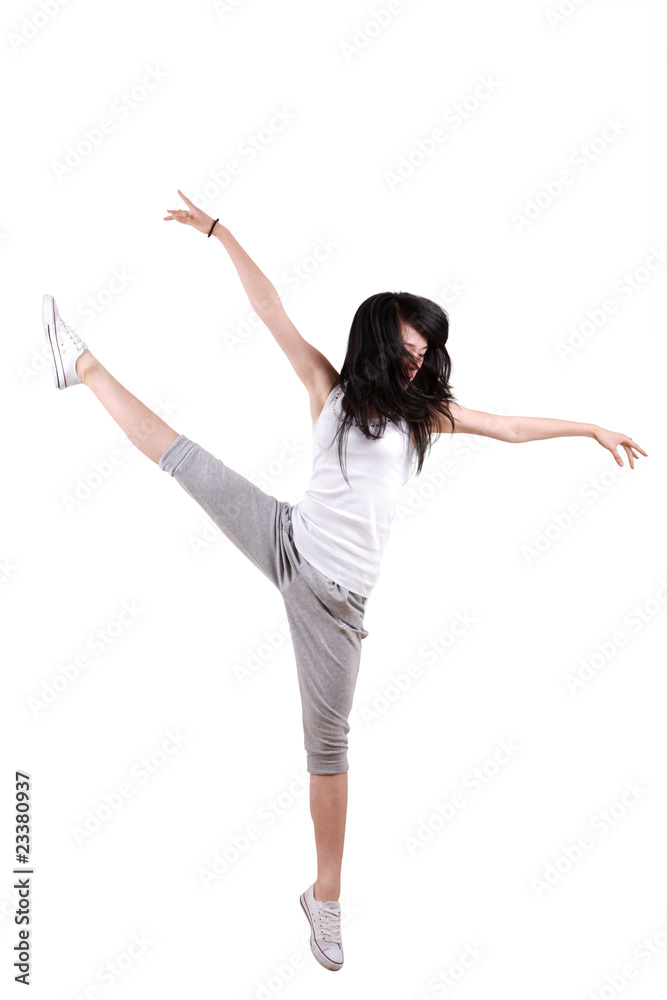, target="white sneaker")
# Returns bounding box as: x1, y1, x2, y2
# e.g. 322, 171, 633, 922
42, 294, 88, 389
299, 883, 344, 971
